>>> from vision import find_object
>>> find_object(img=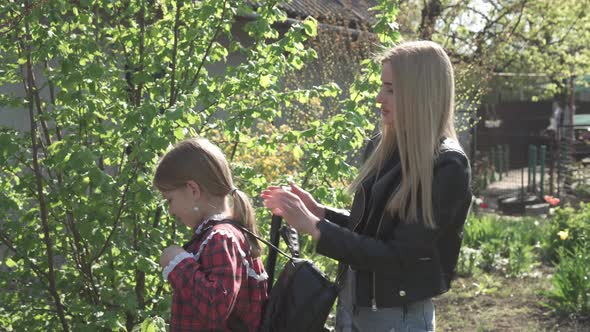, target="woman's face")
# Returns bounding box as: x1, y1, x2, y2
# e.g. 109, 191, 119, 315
376, 61, 395, 126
